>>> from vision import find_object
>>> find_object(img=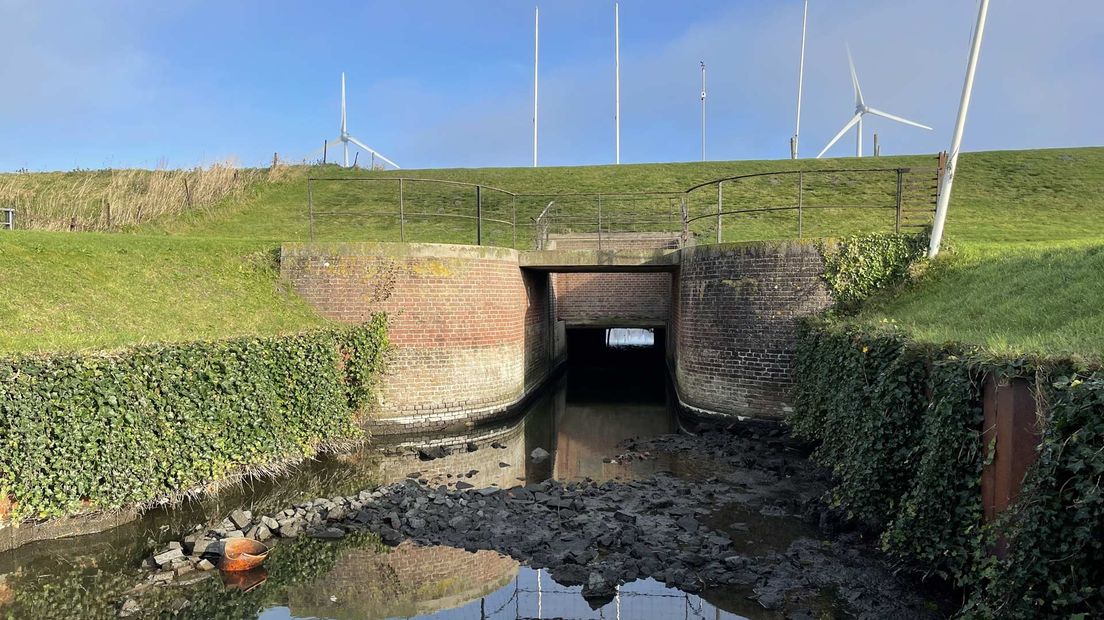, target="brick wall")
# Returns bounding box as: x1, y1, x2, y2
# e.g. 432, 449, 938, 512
281, 242, 559, 434
673, 242, 832, 418
552, 272, 671, 327
281, 240, 833, 428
